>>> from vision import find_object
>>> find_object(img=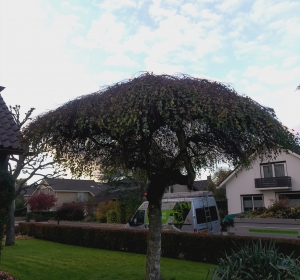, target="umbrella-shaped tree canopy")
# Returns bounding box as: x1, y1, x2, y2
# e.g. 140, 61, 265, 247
27, 73, 297, 188
25, 73, 299, 279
